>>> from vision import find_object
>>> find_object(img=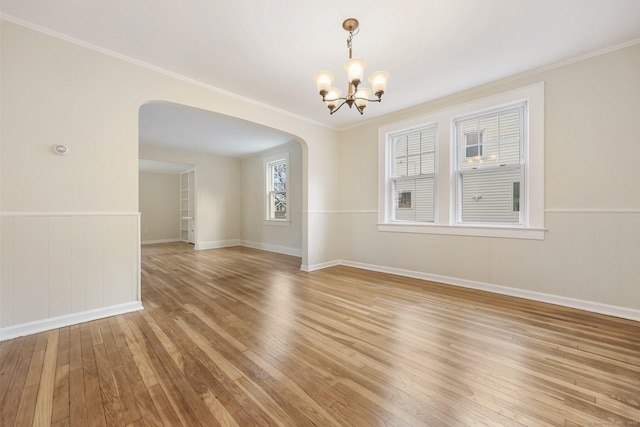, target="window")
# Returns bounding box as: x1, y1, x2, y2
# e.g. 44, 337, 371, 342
390, 126, 437, 222
464, 131, 485, 158
455, 104, 524, 224
265, 154, 288, 222
378, 82, 545, 239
